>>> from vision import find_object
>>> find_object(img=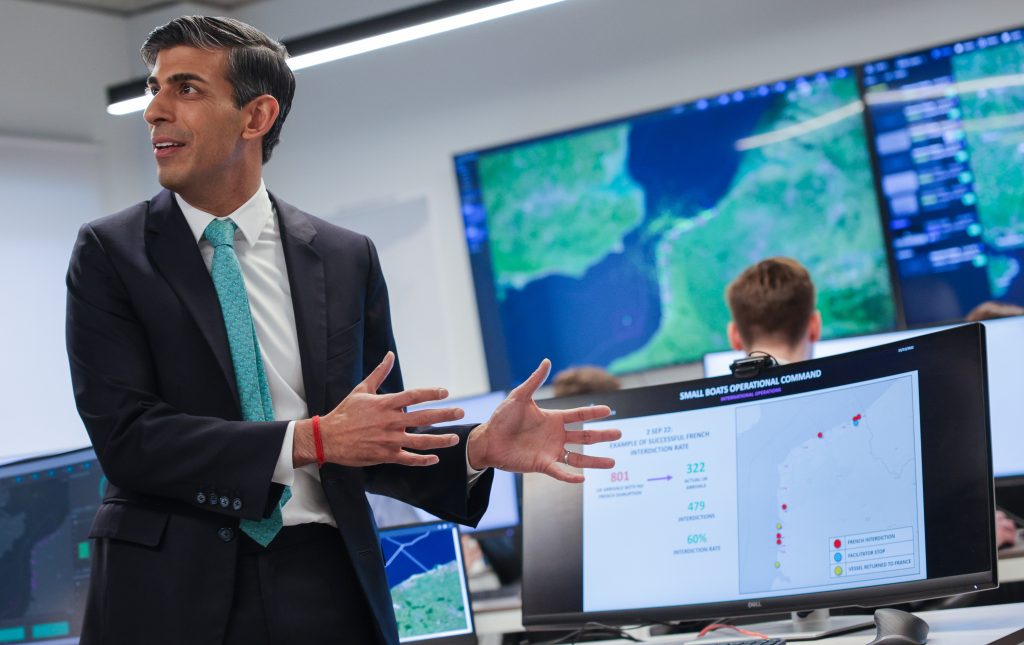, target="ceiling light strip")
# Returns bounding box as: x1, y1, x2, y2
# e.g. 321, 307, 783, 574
106, 0, 570, 116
